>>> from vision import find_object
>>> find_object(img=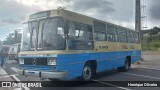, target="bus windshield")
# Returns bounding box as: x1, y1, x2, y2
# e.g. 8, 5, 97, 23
21, 18, 66, 51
